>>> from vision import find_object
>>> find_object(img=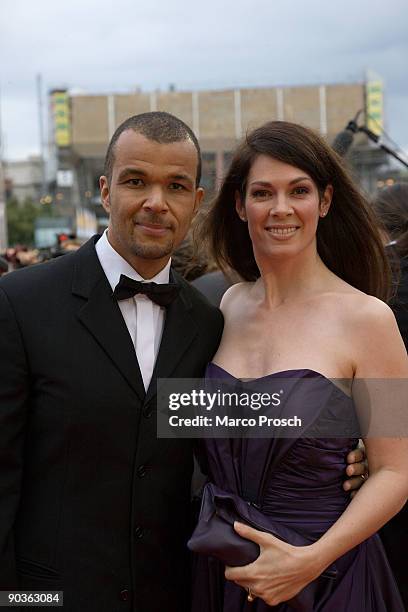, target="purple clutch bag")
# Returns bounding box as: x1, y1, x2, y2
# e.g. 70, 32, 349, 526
188, 482, 338, 576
